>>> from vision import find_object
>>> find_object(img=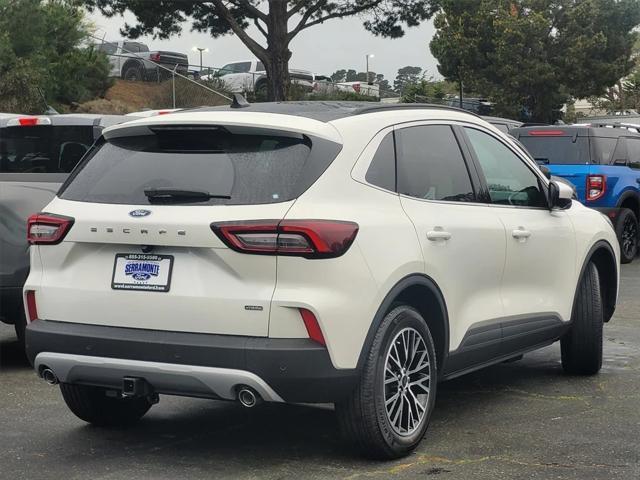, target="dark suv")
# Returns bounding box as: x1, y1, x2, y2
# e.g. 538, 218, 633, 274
511, 124, 640, 263
0, 114, 134, 343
